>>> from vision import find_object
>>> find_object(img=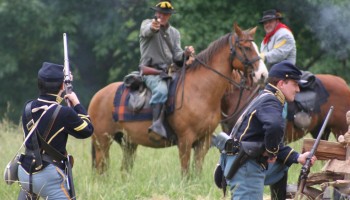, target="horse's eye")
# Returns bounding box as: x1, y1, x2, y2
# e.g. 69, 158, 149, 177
244, 47, 251, 51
